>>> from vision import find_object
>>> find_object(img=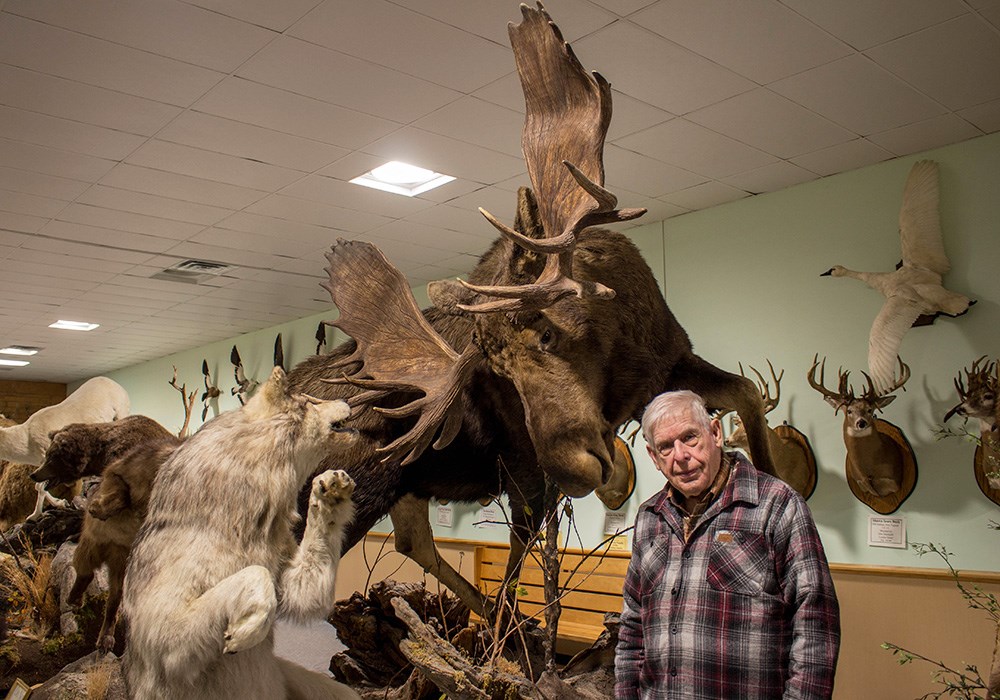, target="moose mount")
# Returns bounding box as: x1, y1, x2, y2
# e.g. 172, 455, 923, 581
287, 3, 774, 615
